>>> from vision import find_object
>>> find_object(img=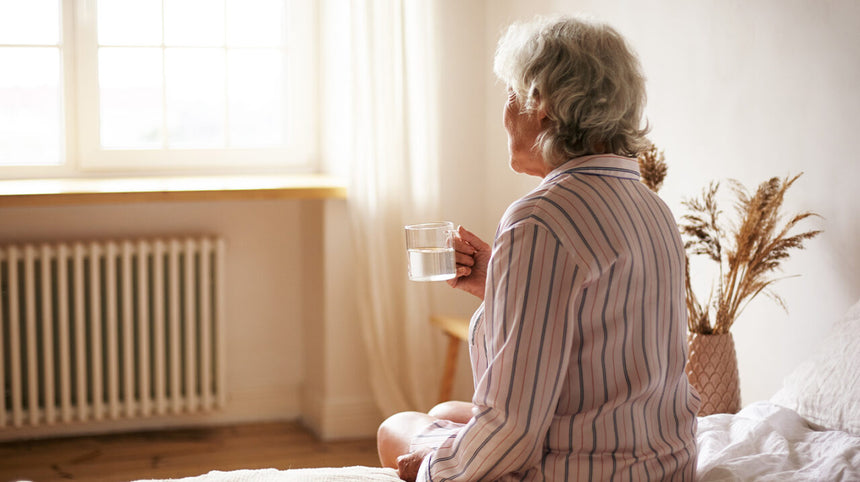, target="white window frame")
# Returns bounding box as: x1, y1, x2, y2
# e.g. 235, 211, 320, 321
1, 0, 318, 179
